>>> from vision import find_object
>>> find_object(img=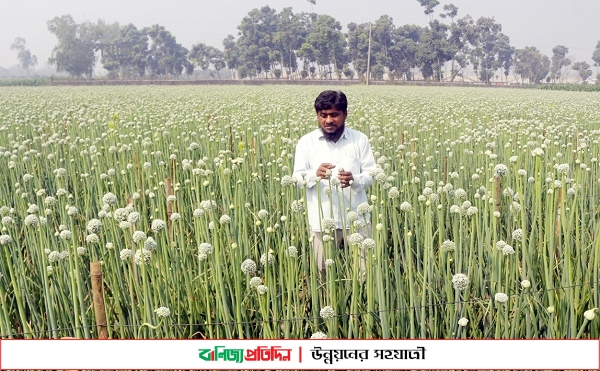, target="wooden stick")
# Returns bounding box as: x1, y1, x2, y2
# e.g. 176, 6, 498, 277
165, 176, 173, 245
90, 262, 109, 339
